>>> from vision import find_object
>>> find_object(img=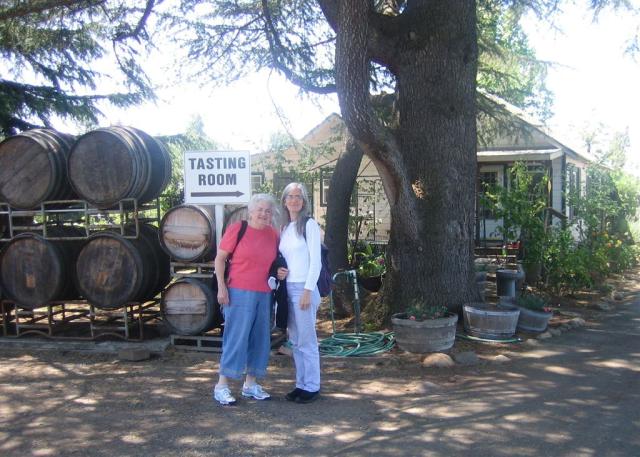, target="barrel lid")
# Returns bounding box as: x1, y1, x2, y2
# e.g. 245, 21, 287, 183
161, 278, 215, 335
68, 129, 137, 207
75, 233, 142, 308
160, 205, 214, 261
0, 233, 64, 308
0, 133, 56, 209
